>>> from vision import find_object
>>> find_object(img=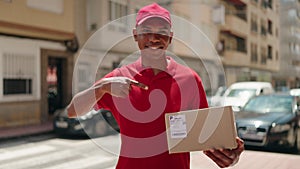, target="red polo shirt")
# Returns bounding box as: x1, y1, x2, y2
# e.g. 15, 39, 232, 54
95, 57, 208, 169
